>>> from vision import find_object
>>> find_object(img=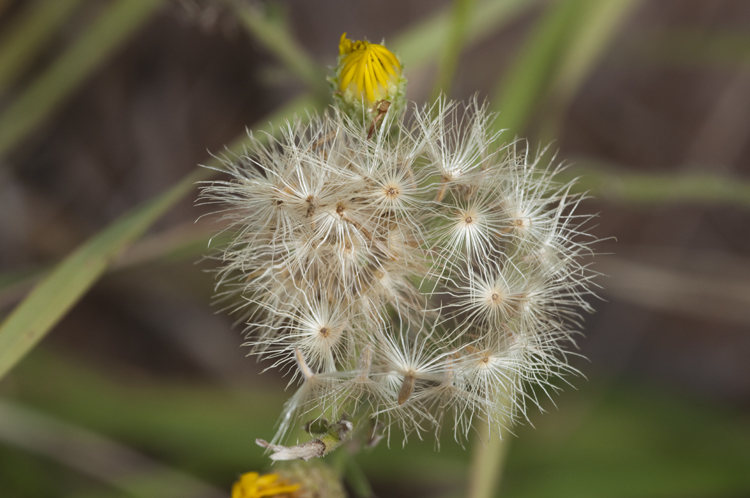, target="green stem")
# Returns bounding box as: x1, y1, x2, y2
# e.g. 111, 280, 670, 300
467, 418, 511, 498
330, 446, 349, 476
343, 457, 374, 498
328, 414, 374, 497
